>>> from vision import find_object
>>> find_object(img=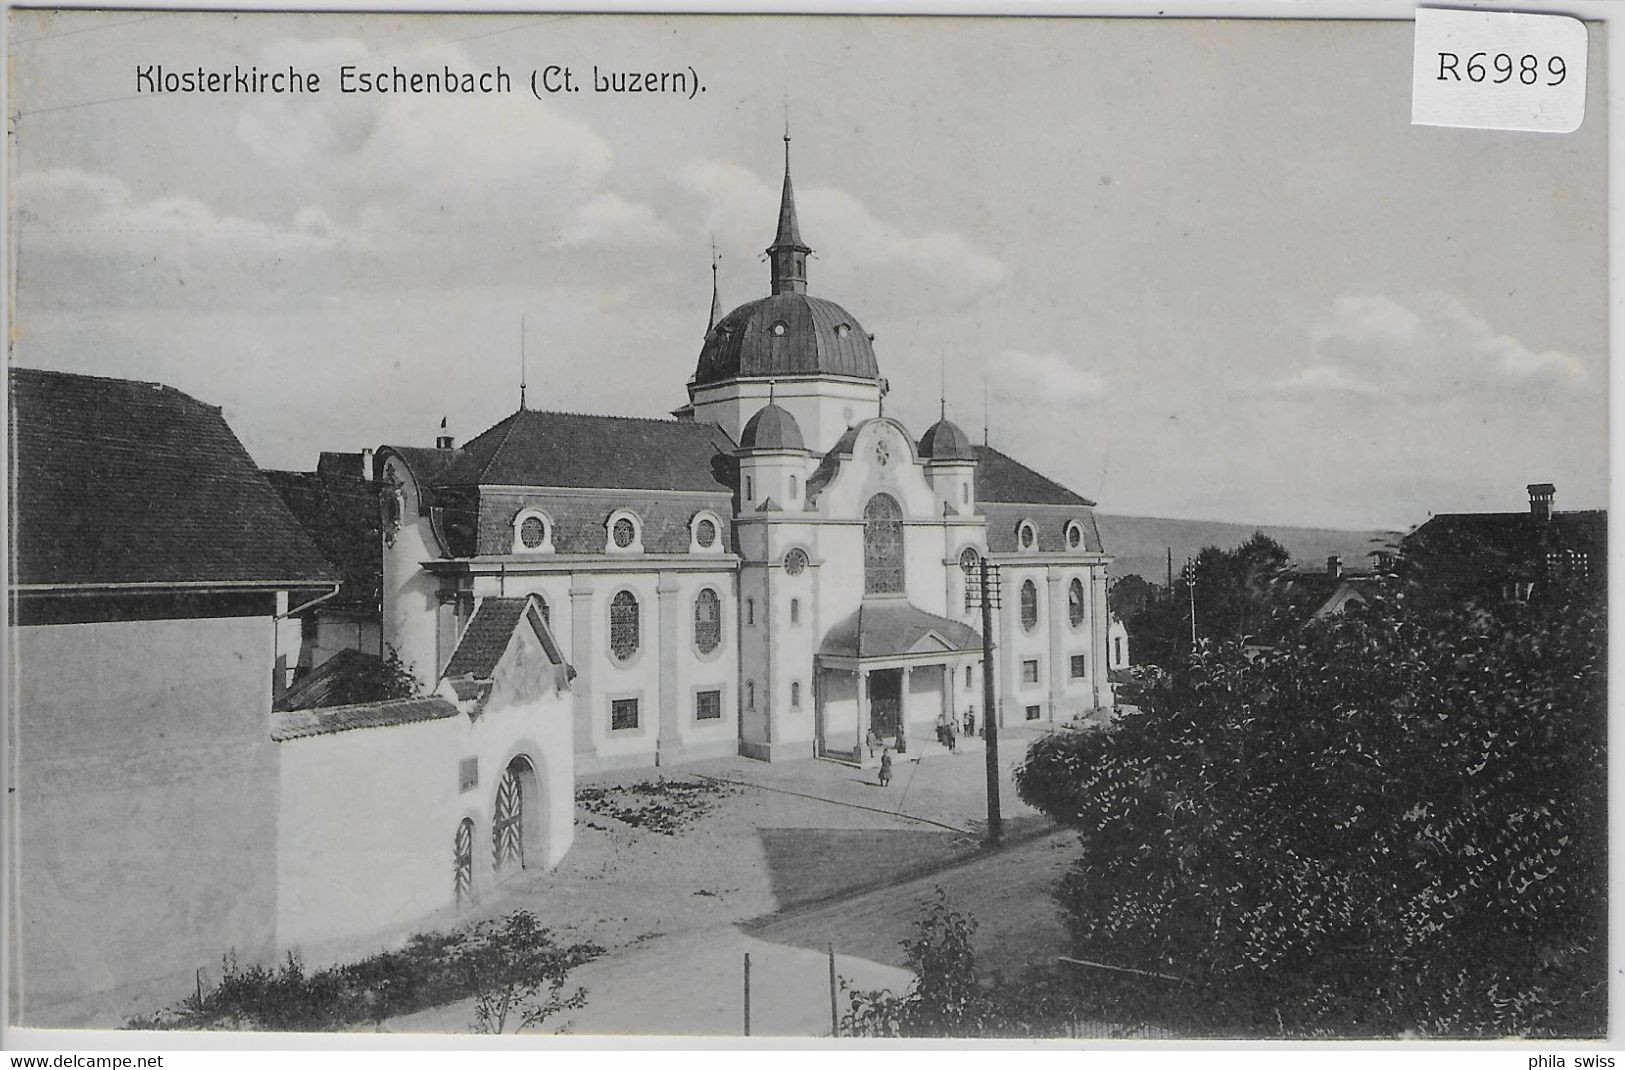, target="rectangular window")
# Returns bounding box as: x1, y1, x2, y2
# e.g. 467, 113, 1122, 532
1114, 637, 1123, 662
1022, 659, 1040, 685
695, 689, 722, 721
1025, 704, 1042, 721
611, 697, 640, 731
458, 757, 478, 794
1070, 654, 1087, 679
